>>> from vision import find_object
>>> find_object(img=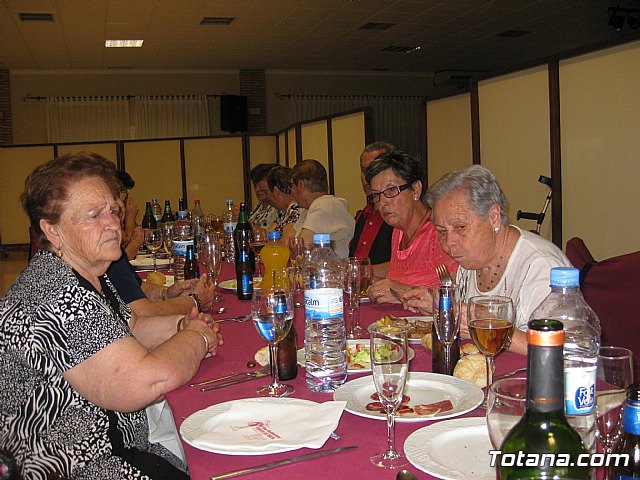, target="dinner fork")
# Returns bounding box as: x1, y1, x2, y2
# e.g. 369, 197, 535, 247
213, 314, 252, 324
435, 264, 453, 286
